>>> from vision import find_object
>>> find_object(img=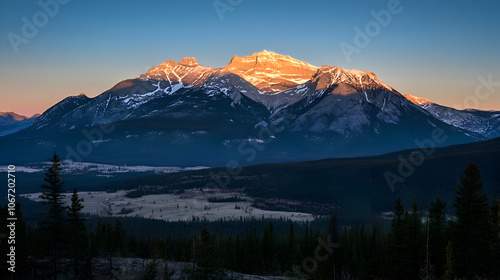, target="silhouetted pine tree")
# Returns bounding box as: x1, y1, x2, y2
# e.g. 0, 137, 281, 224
162, 261, 175, 280
328, 212, 339, 279
366, 223, 385, 279
491, 198, 500, 278
443, 241, 456, 280
65, 188, 86, 280
66, 188, 86, 279
142, 258, 159, 280
405, 199, 424, 280
453, 163, 493, 278
98, 219, 124, 280
427, 197, 447, 278
261, 221, 276, 273
196, 227, 218, 279
113, 219, 125, 257
39, 153, 66, 280
283, 222, 296, 270
386, 198, 408, 279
